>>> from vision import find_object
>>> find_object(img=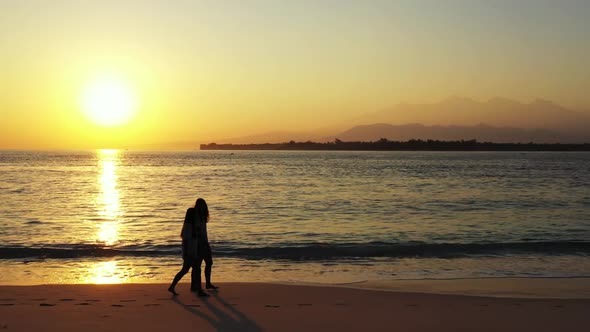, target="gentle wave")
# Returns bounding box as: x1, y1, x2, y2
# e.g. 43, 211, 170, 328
2, 241, 589, 260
